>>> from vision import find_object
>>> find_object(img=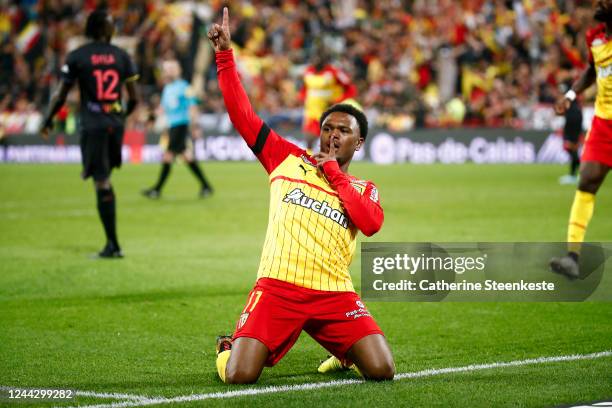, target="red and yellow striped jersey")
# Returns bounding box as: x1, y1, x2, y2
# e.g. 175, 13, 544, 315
217, 50, 383, 292
257, 150, 374, 292
587, 24, 612, 119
